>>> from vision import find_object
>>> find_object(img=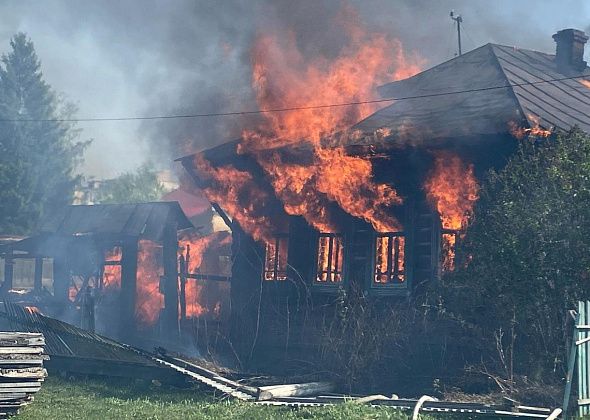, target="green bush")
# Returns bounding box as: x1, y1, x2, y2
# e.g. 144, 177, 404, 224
440, 128, 590, 385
